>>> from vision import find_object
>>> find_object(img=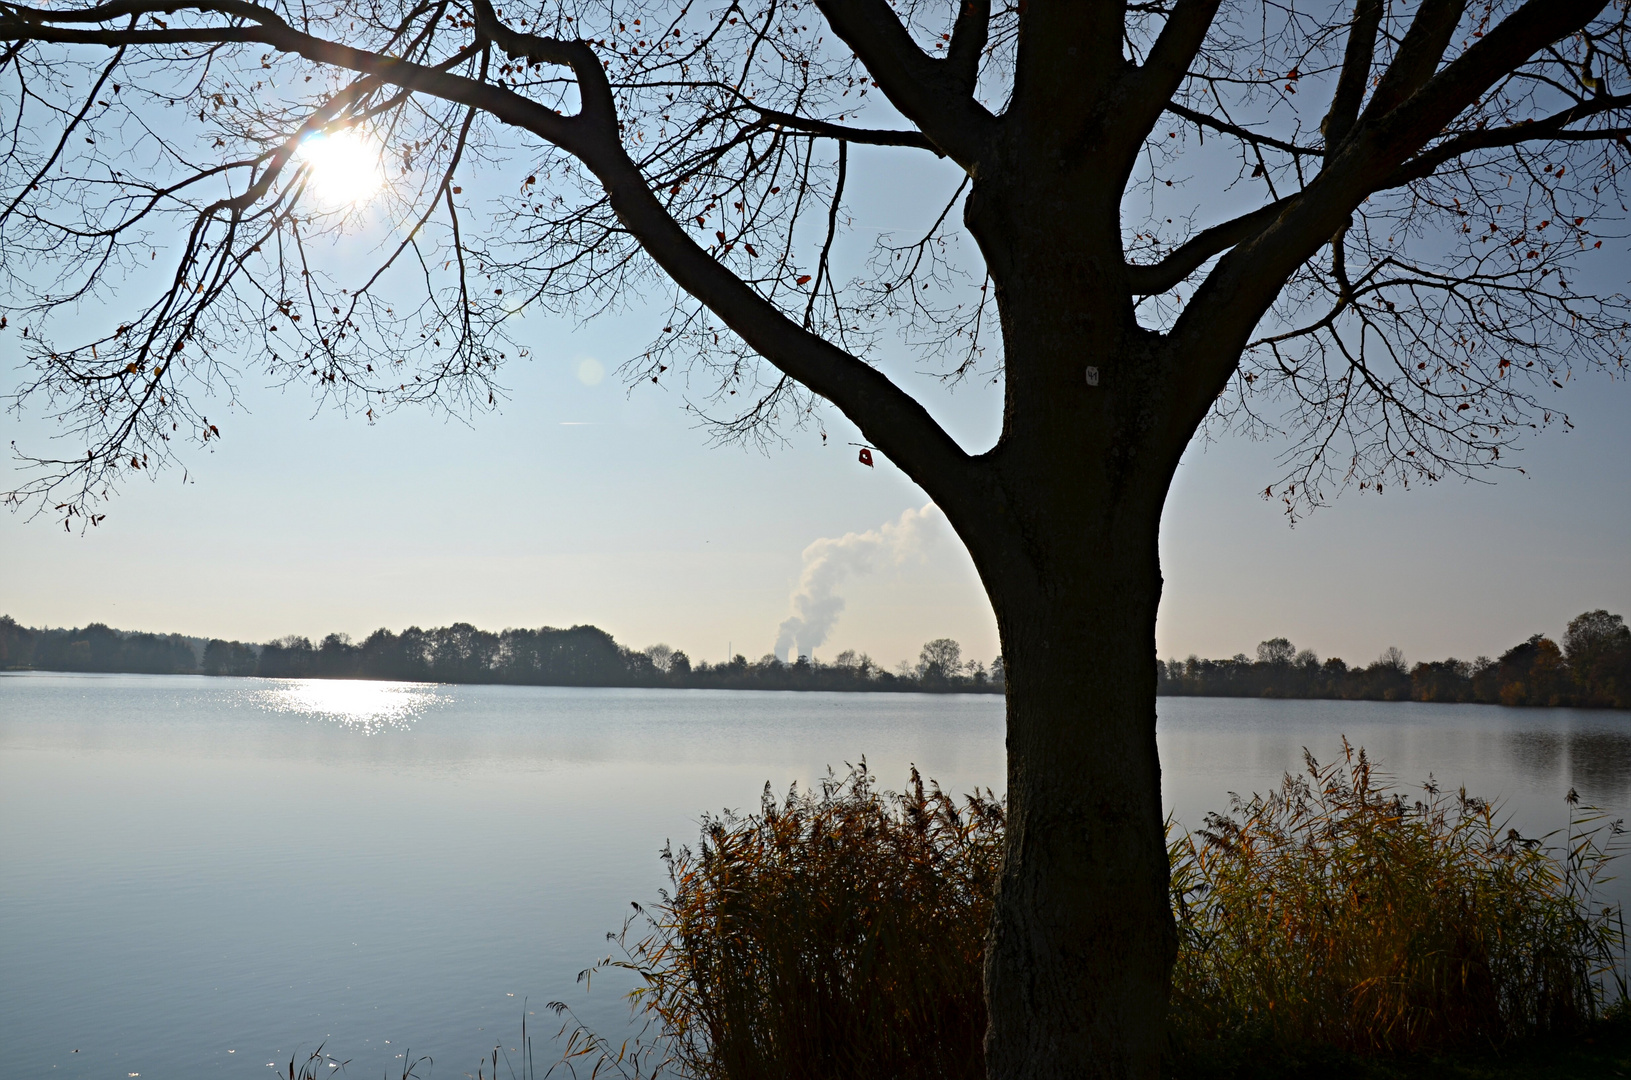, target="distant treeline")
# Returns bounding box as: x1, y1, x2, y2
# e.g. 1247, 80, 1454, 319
1160, 609, 1630, 709
4, 611, 1627, 707
0, 616, 1001, 694
0, 619, 202, 675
